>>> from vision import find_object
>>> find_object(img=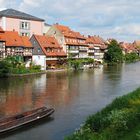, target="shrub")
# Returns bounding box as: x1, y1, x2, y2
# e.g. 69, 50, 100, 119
0, 60, 12, 77
125, 52, 139, 63
31, 65, 41, 71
